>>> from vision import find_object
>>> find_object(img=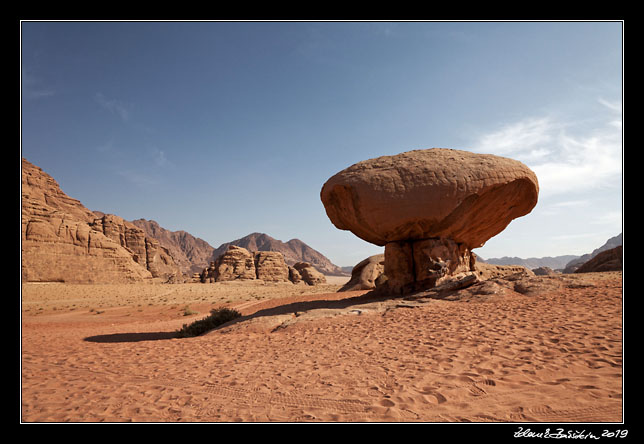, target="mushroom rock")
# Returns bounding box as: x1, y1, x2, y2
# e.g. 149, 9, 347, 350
320, 148, 539, 294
